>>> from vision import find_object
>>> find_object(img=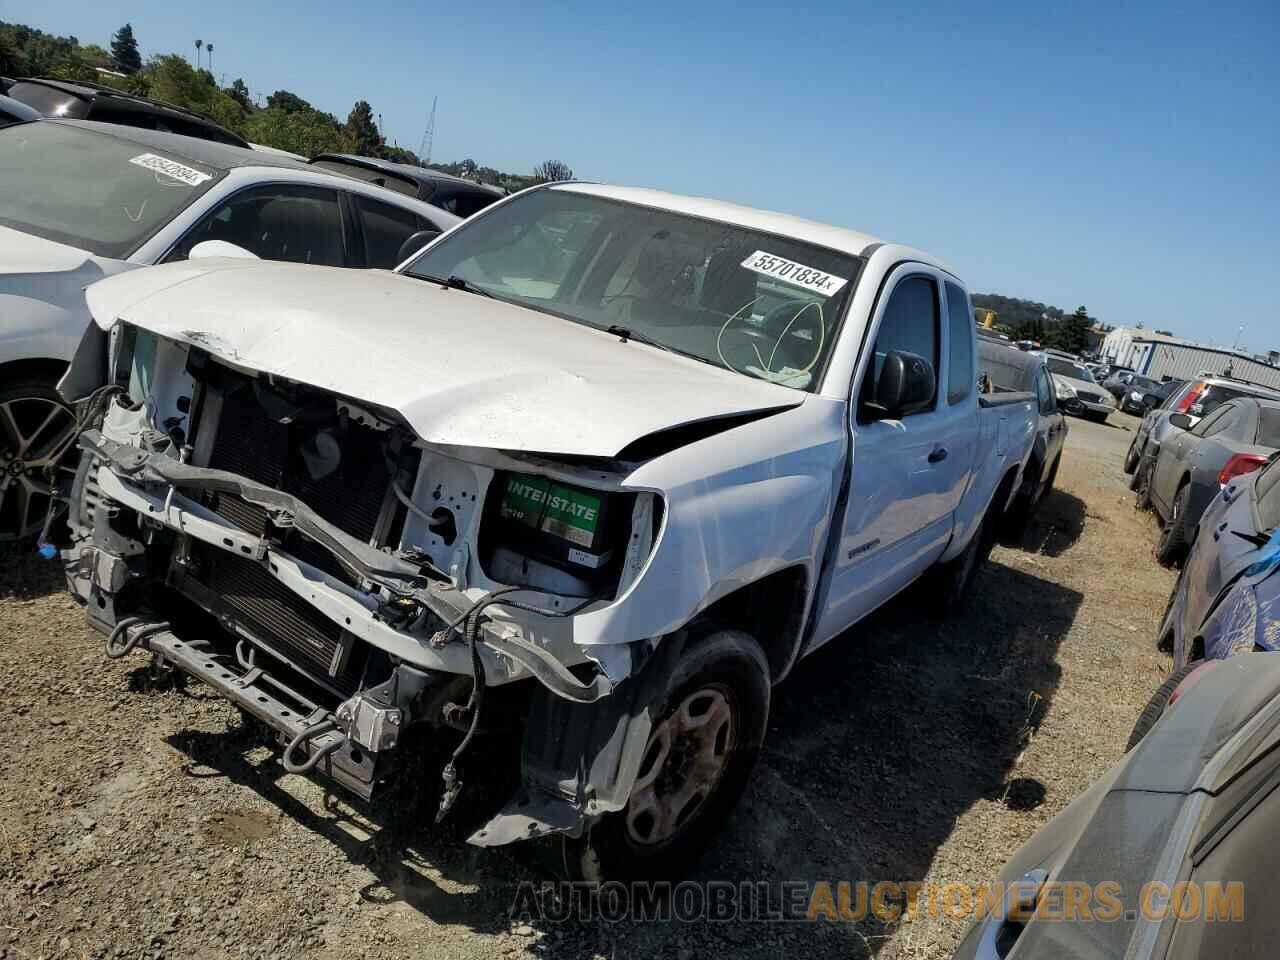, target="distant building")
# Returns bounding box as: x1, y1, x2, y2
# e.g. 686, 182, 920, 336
1100, 327, 1280, 389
